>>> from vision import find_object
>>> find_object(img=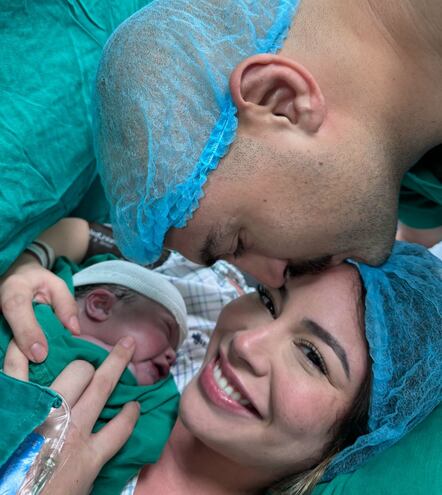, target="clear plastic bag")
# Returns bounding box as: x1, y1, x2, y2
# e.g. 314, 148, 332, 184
0, 396, 70, 494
